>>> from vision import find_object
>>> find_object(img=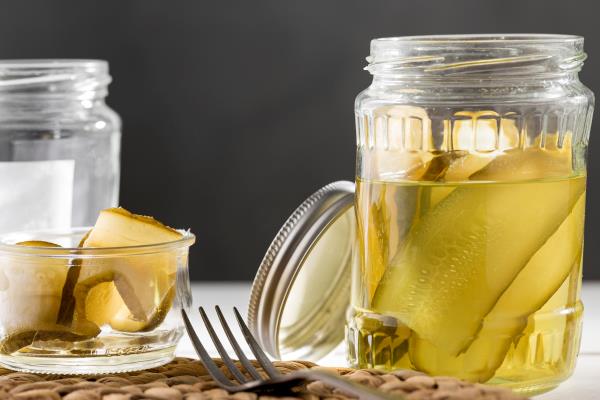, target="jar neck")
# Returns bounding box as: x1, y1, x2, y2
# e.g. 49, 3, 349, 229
371, 71, 581, 88
0, 98, 108, 118
367, 34, 586, 88
0, 60, 111, 109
